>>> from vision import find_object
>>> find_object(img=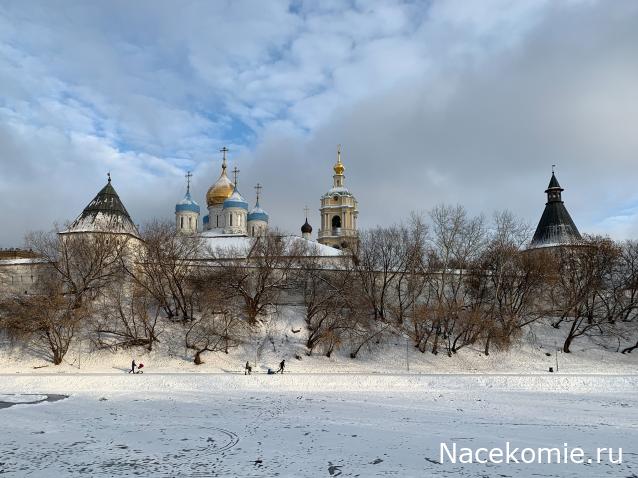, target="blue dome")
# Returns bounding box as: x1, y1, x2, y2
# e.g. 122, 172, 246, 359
175, 191, 200, 214
248, 211, 269, 222
248, 199, 269, 223
223, 188, 249, 211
